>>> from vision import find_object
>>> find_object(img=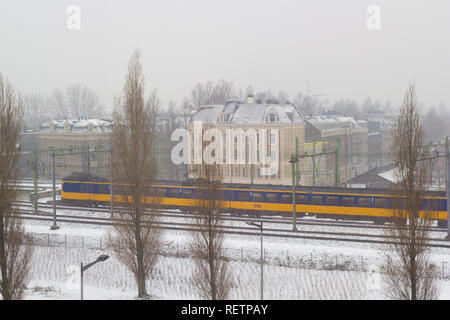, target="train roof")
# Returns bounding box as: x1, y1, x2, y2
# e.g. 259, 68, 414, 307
163, 180, 446, 197
62, 172, 109, 183
61, 175, 446, 197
